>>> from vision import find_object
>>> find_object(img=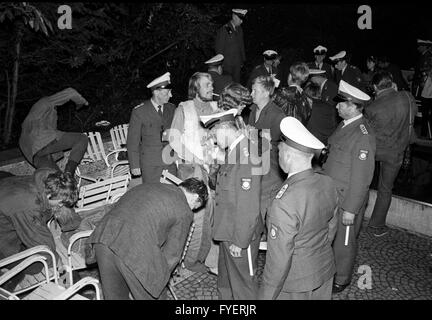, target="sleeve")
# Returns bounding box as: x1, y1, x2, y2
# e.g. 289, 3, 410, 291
47, 87, 88, 107
233, 163, 262, 248
341, 134, 375, 214
328, 206, 339, 243
259, 199, 299, 300
126, 108, 142, 170
215, 26, 225, 55
271, 111, 285, 143
11, 210, 58, 260
161, 215, 192, 274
